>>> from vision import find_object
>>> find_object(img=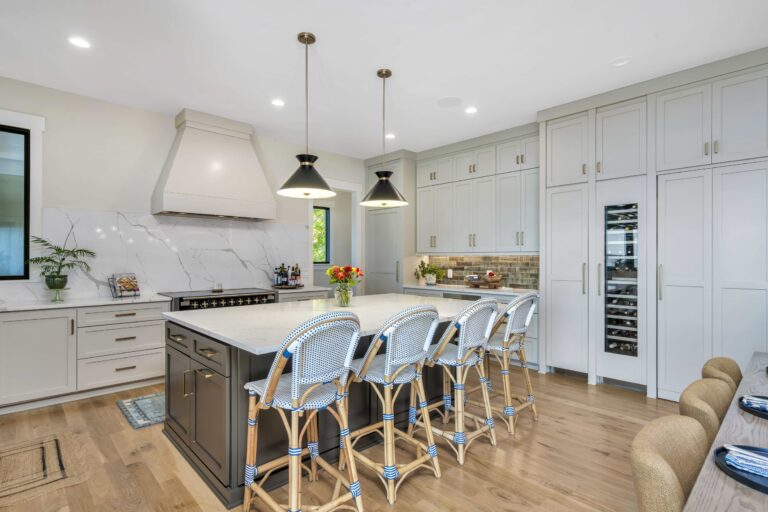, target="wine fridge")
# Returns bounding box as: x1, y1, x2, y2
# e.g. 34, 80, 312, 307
596, 176, 645, 386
